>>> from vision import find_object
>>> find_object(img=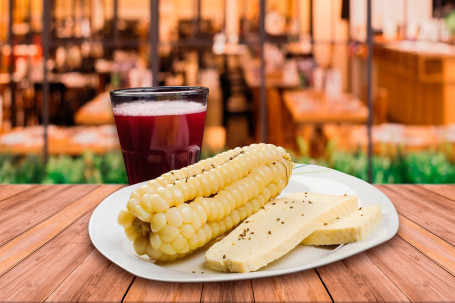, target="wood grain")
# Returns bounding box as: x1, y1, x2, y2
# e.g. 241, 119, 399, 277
398, 184, 455, 213
0, 184, 454, 303
420, 184, 455, 201
0, 185, 122, 275
201, 281, 254, 303
397, 214, 455, 276
0, 184, 57, 208
45, 249, 134, 302
0, 211, 95, 302
365, 234, 455, 302
317, 251, 409, 302
0, 184, 96, 246
252, 270, 332, 302
377, 185, 455, 245
0, 184, 35, 201
123, 278, 203, 303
